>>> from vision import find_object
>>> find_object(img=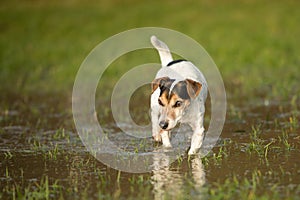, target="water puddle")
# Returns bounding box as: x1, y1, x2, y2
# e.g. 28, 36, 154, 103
0, 94, 299, 198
